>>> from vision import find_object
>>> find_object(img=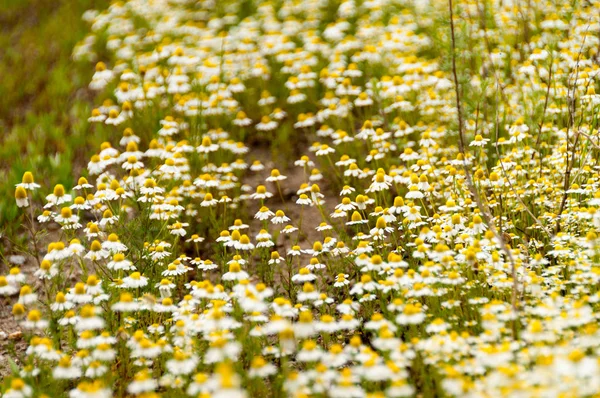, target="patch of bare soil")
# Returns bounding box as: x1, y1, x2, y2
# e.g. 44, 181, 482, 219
242, 143, 342, 293
244, 145, 339, 244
